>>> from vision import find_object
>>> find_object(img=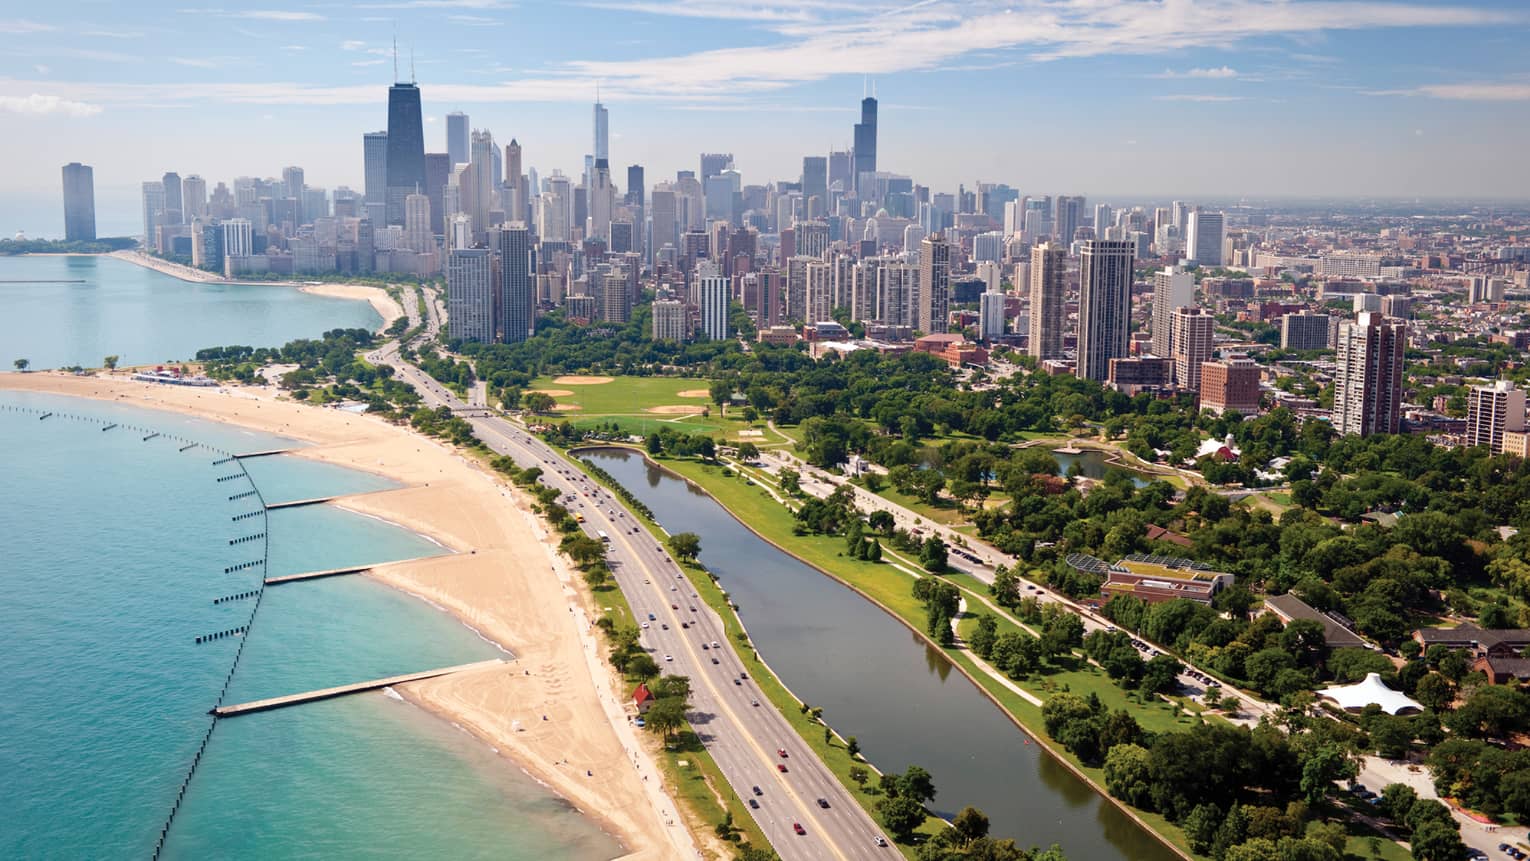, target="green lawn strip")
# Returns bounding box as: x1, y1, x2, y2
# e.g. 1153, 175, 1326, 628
861, 483, 971, 527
